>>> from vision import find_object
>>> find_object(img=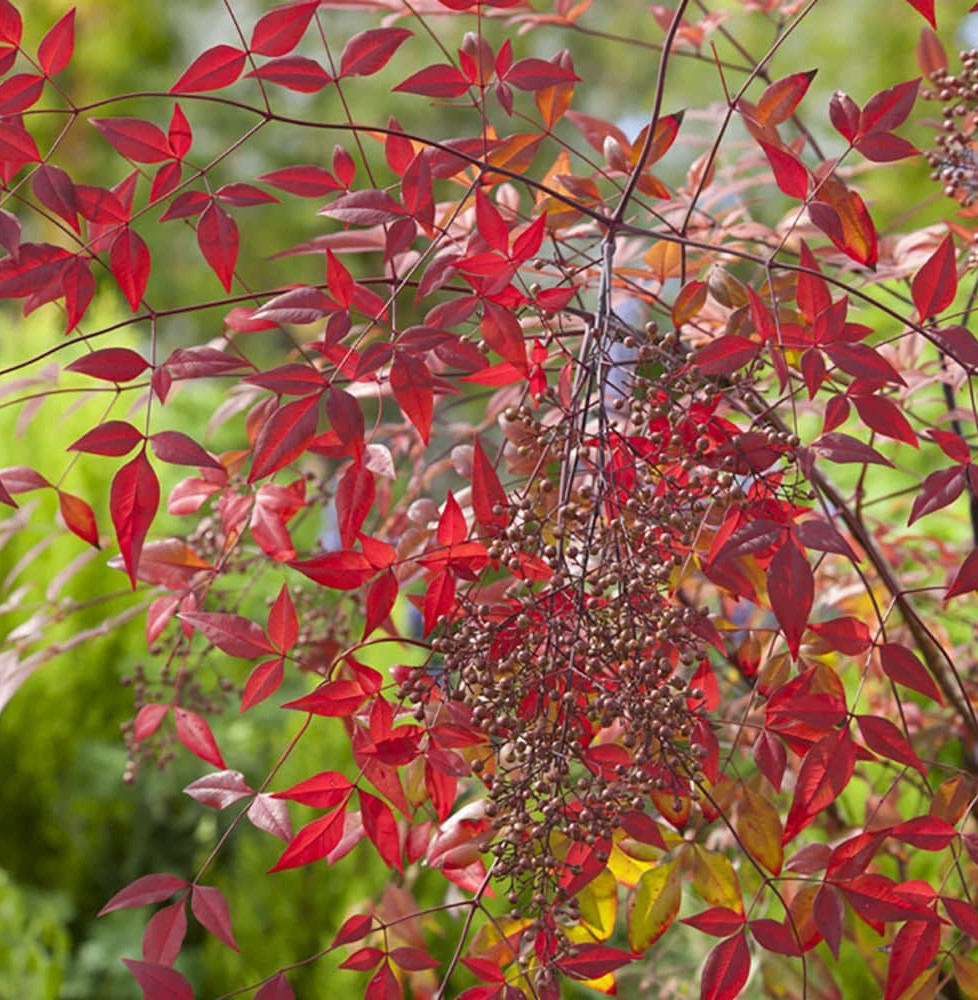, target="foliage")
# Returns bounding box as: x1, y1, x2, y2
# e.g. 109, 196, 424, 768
2, 0, 978, 998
